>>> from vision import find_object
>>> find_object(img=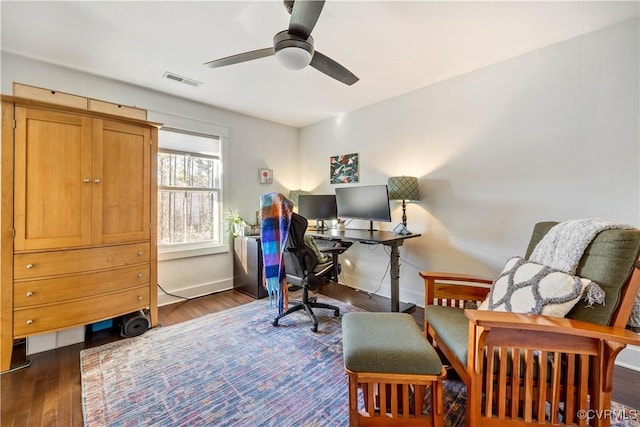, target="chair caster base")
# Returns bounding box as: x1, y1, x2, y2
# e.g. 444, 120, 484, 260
269, 296, 340, 333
